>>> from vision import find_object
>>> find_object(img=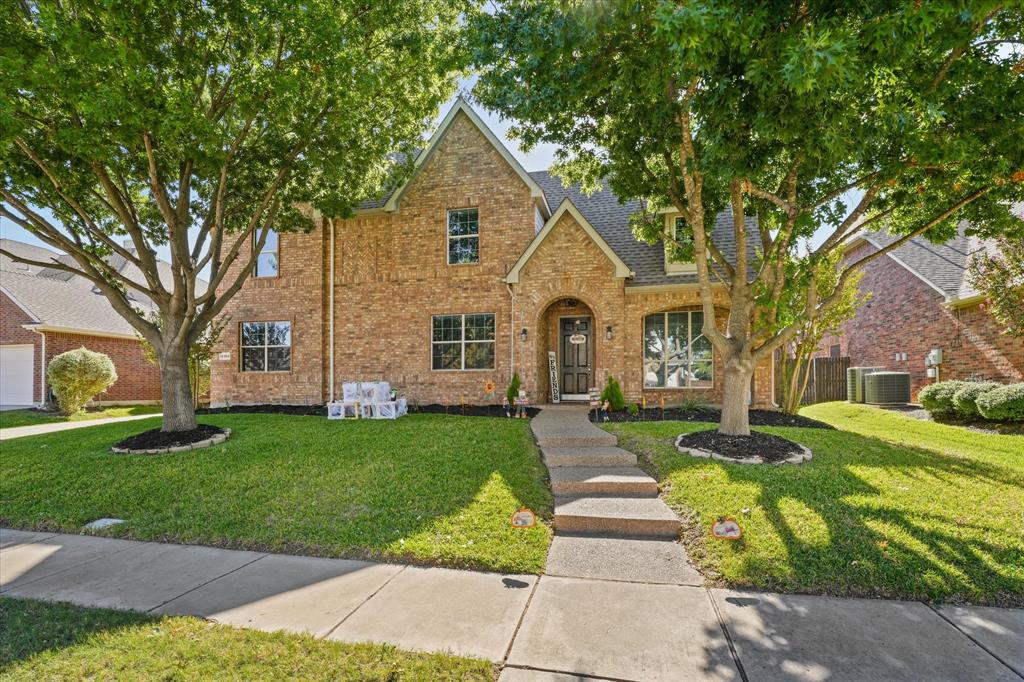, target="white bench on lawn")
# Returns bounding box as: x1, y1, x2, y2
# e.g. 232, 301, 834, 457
327, 382, 407, 420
